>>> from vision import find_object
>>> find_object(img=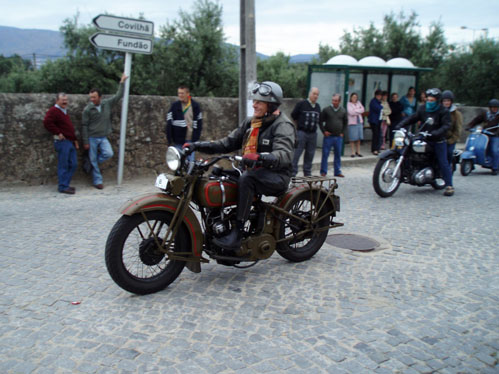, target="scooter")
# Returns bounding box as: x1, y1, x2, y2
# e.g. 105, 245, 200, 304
459, 124, 499, 176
